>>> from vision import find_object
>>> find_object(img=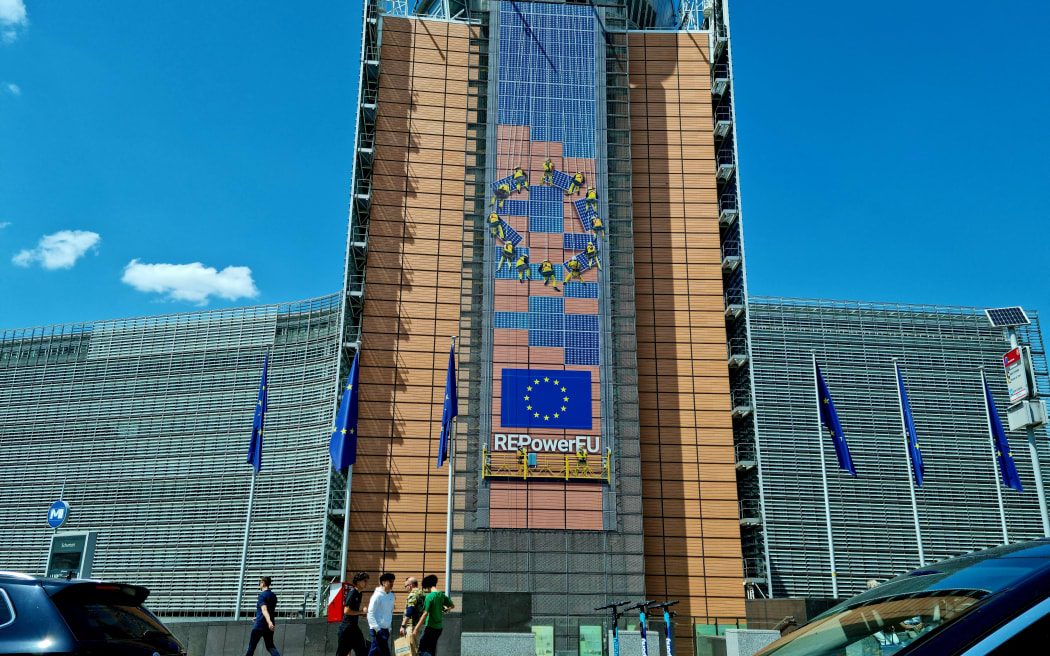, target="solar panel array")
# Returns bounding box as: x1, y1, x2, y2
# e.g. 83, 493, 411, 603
573, 198, 596, 231
498, 220, 524, 246
986, 307, 1030, 327
528, 186, 565, 233
563, 233, 594, 251
497, 2, 596, 158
